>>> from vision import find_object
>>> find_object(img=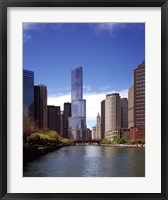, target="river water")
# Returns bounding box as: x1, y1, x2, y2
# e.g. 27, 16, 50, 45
23, 145, 145, 177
